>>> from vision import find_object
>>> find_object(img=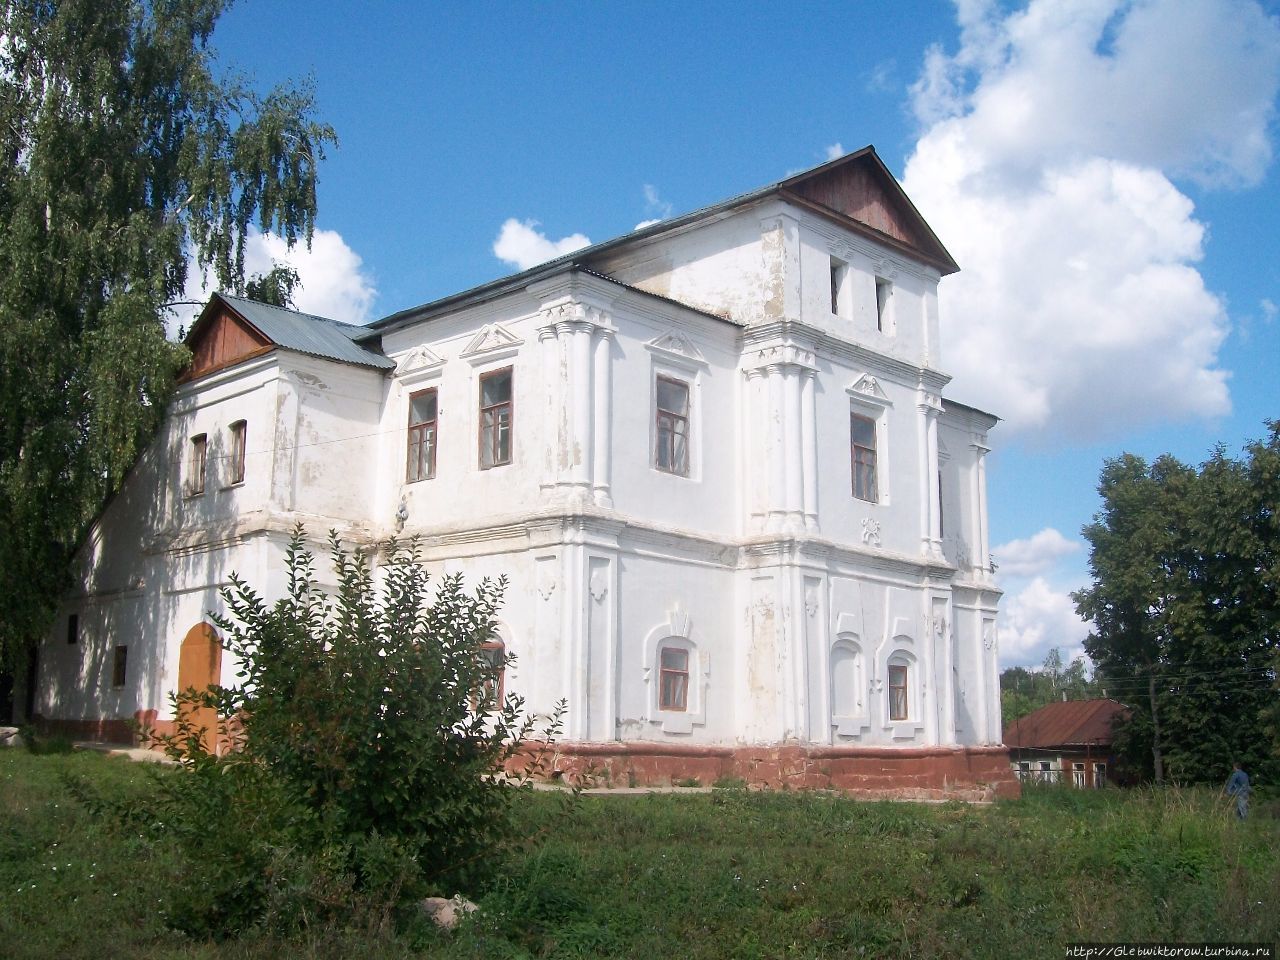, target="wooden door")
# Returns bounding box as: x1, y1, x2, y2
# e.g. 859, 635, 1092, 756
176, 623, 223, 754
